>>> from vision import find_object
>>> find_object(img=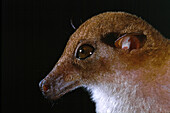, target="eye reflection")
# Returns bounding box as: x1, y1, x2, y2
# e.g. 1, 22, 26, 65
76, 44, 94, 60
